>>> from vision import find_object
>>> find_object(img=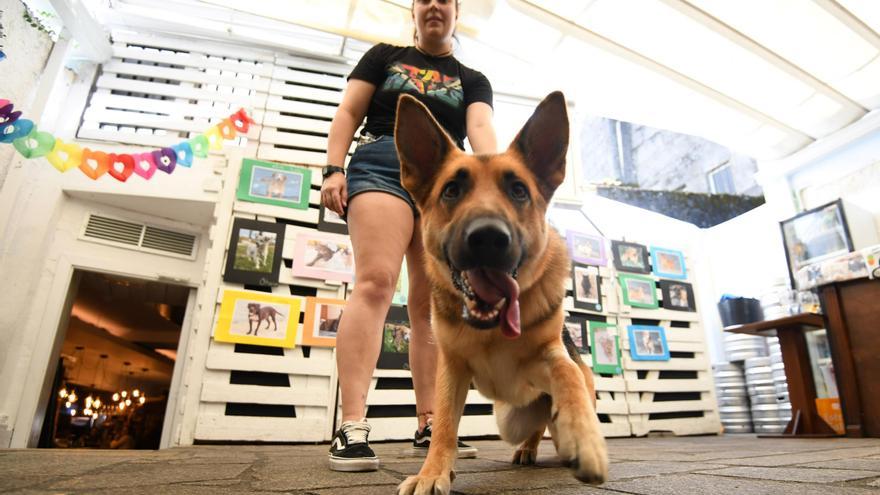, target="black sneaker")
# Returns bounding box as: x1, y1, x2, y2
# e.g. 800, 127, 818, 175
412, 422, 478, 458
328, 421, 379, 472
